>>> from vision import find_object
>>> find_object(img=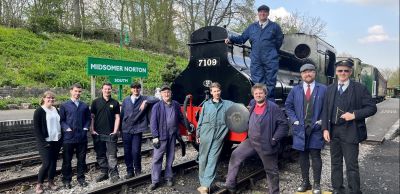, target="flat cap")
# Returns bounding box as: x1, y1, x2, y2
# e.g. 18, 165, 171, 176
300, 63, 316, 72
160, 85, 171, 91
335, 59, 354, 68
130, 82, 141, 88
257, 5, 270, 12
